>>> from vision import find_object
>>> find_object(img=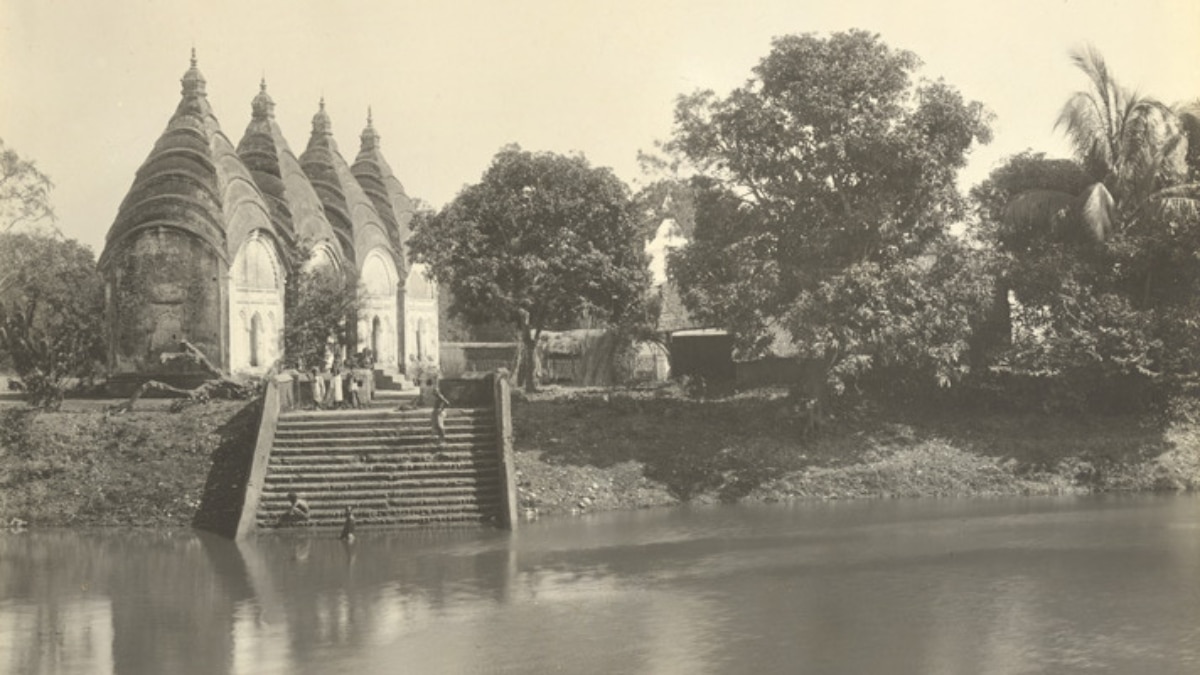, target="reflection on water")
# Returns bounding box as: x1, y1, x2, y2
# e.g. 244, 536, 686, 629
2, 495, 1199, 674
